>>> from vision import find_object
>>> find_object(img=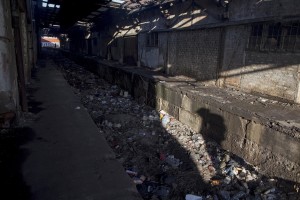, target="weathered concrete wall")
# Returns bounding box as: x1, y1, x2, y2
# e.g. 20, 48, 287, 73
219, 25, 249, 88
241, 51, 300, 102
156, 83, 300, 183
66, 53, 300, 183
219, 24, 300, 103
0, 0, 19, 114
